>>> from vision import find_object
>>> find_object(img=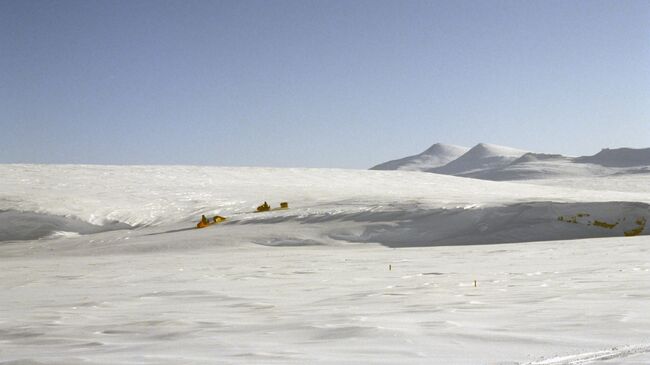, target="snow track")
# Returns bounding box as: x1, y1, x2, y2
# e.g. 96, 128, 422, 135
525, 344, 650, 364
